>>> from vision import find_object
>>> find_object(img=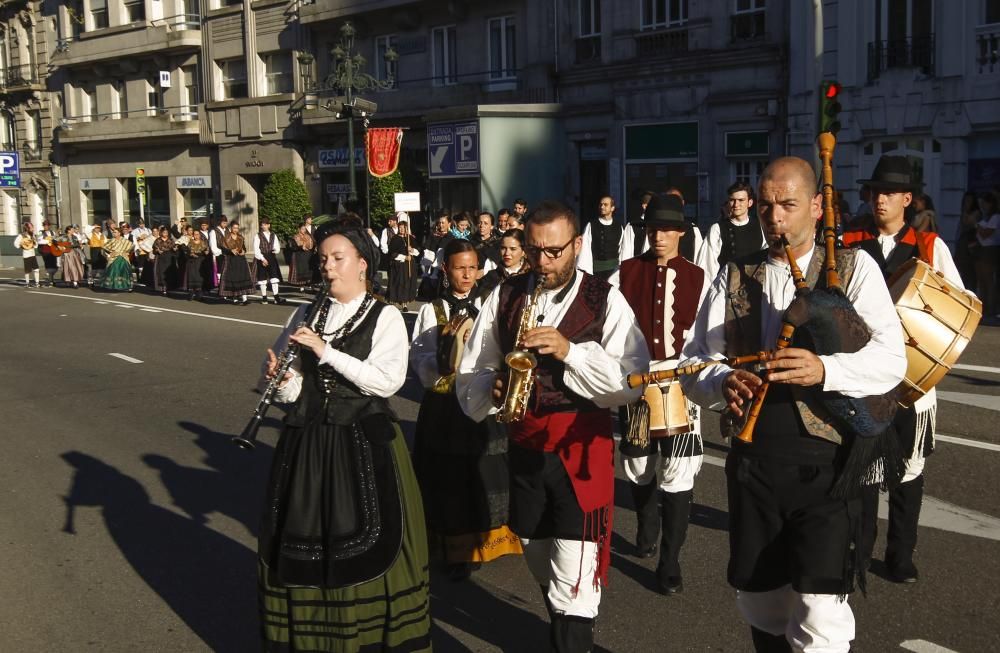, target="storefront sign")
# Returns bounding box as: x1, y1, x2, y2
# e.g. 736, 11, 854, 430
326, 183, 352, 196
427, 121, 479, 179
245, 149, 264, 168
177, 176, 211, 189
318, 148, 366, 169
725, 131, 769, 157
624, 122, 698, 160
80, 177, 110, 191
